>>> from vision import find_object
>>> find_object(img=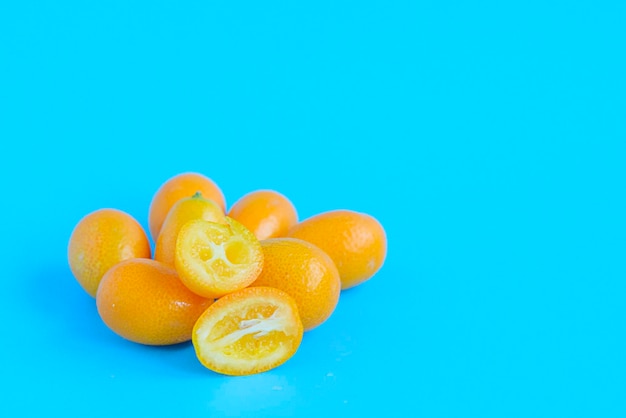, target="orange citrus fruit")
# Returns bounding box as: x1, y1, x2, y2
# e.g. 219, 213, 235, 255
288, 209, 387, 290
68, 208, 151, 297
175, 217, 263, 299
227, 189, 298, 240
148, 172, 226, 241
192, 286, 303, 376
96, 258, 213, 345
154, 192, 227, 266
250, 237, 341, 331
